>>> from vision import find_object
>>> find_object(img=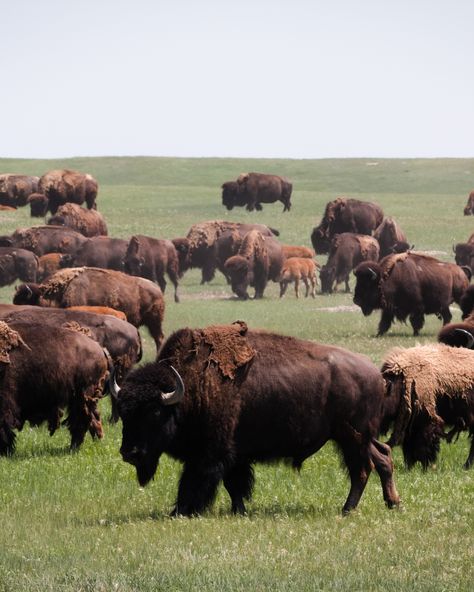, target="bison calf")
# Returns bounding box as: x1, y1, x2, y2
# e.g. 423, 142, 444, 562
279, 257, 318, 298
